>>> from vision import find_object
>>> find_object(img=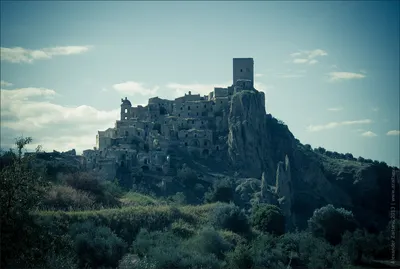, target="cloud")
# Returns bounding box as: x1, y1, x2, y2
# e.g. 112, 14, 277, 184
1, 87, 118, 153
255, 73, 264, 77
113, 81, 159, 96
387, 130, 400, 136
361, 131, 377, 137
307, 119, 372, 132
1, 80, 13, 87
328, 72, 366, 82
372, 107, 379, 112
290, 49, 327, 65
327, 107, 343, 112
0, 46, 91, 63
293, 58, 309, 64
